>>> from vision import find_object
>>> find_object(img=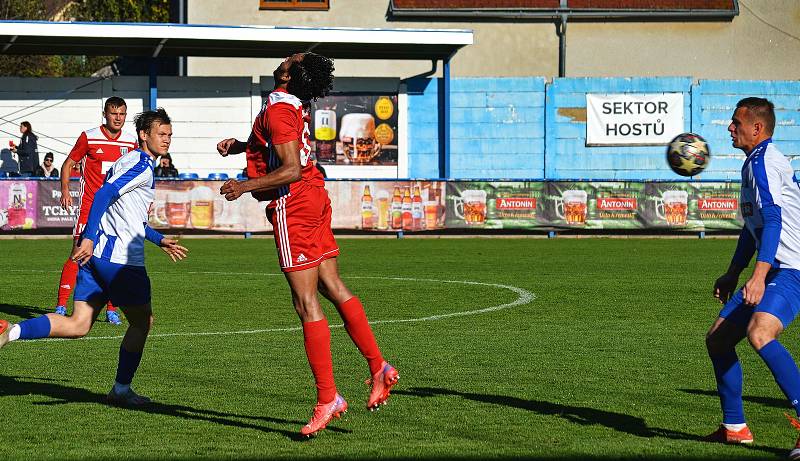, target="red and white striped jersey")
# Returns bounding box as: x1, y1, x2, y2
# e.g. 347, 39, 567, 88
245, 88, 324, 204
68, 126, 138, 209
